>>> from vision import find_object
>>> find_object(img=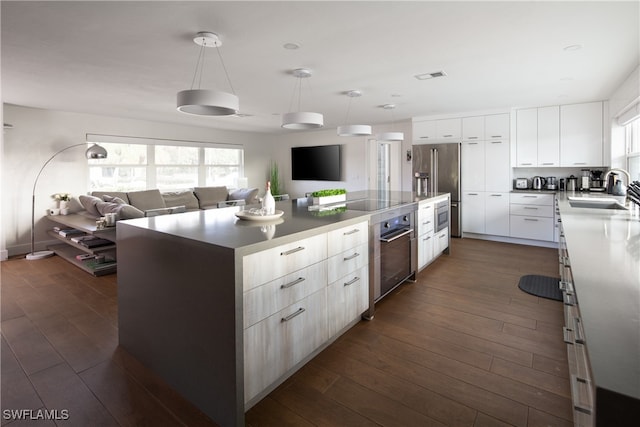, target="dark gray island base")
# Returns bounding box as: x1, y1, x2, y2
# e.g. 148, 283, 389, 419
117, 192, 448, 426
